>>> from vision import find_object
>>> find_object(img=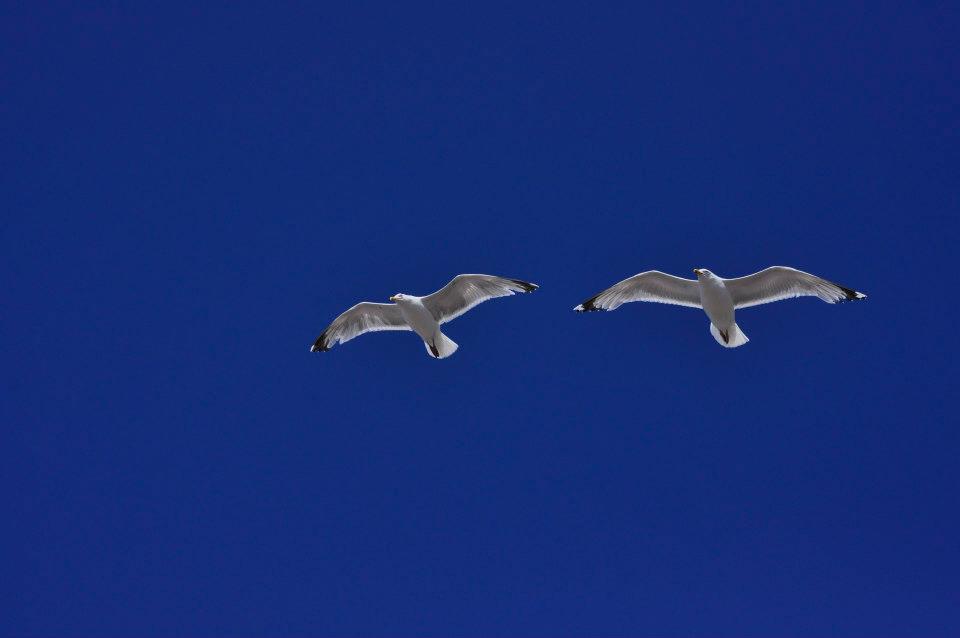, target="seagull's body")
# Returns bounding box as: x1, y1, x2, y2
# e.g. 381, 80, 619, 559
393, 296, 444, 353
311, 274, 538, 358
575, 266, 866, 348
